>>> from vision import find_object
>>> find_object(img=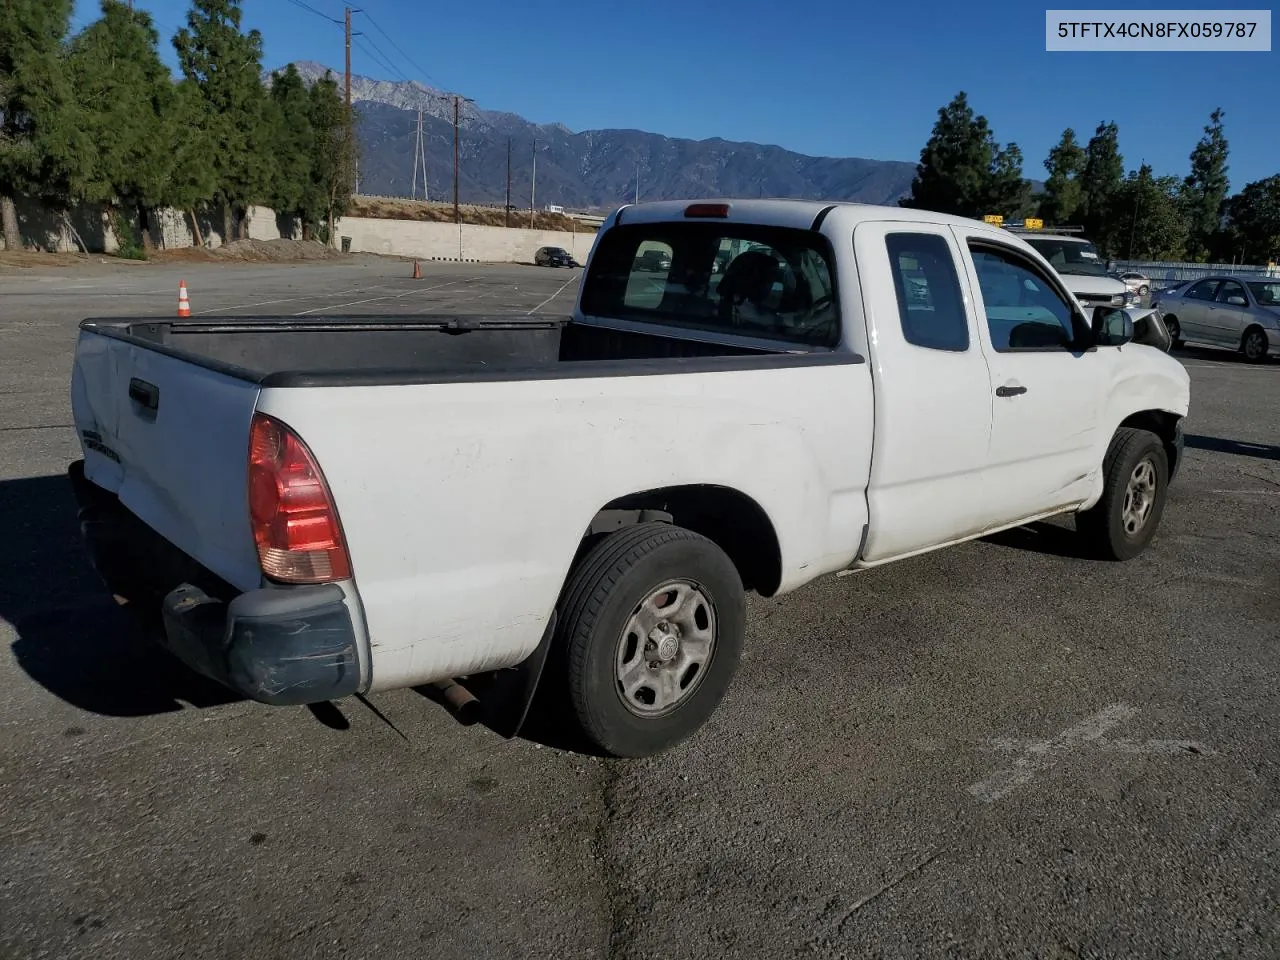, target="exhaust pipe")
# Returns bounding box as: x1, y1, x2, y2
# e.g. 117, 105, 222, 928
430, 679, 481, 726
